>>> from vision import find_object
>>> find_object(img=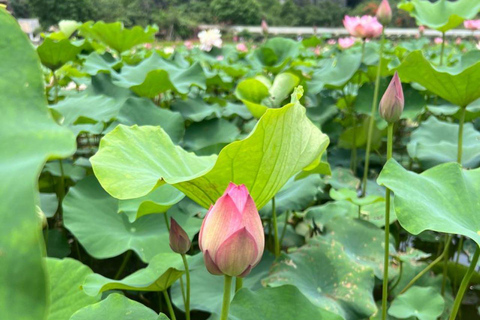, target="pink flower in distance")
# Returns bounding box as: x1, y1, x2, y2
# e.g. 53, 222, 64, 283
343, 15, 383, 39
464, 20, 480, 31
327, 39, 337, 45
144, 43, 152, 50
455, 37, 462, 45
184, 40, 194, 50
199, 183, 265, 278
314, 46, 321, 55
236, 43, 248, 52
261, 19, 268, 34
376, 0, 392, 26
379, 72, 404, 123
338, 37, 356, 49
434, 37, 443, 44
